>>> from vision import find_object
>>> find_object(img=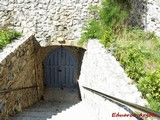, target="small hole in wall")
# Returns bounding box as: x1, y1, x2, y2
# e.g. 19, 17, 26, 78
64, 27, 67, 30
